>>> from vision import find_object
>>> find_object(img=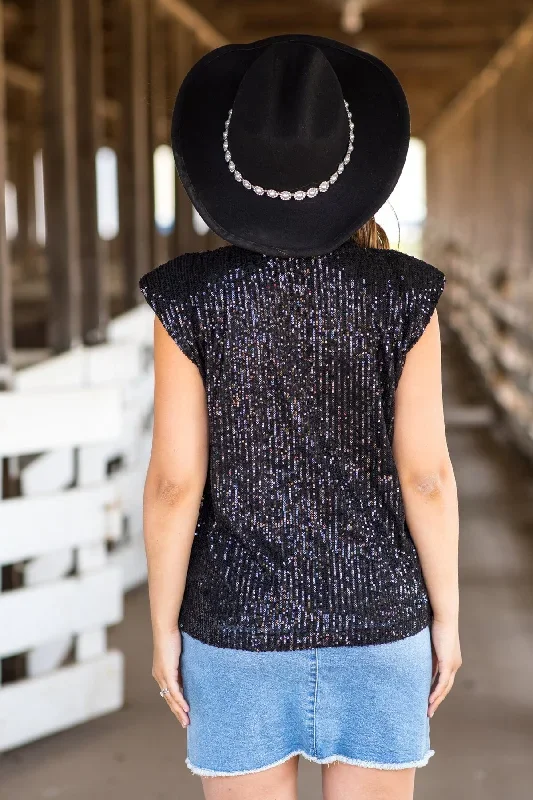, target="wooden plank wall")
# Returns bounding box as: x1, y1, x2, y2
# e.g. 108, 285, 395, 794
424, 11, 533, 459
